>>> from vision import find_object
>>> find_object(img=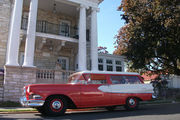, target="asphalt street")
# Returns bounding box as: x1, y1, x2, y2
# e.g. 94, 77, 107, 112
0, 103, 180, 120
